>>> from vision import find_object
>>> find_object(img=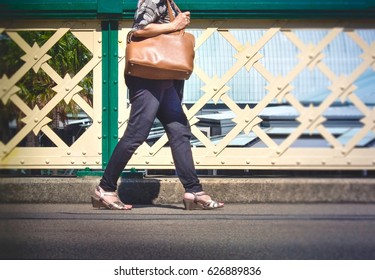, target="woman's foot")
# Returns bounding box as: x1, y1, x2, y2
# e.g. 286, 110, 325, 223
183, 191, 224, 210
91, 186, 132, 210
